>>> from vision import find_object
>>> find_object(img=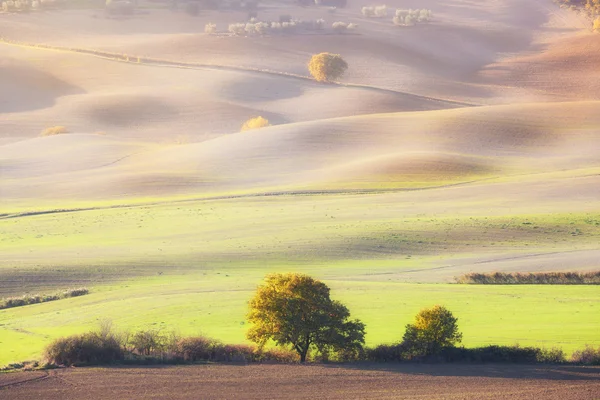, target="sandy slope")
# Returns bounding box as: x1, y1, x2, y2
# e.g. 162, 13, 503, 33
2, 101, 599, 202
